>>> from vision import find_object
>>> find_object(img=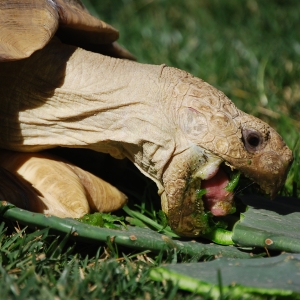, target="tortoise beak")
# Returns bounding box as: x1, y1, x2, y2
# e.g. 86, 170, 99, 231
238, 147, 293, 199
